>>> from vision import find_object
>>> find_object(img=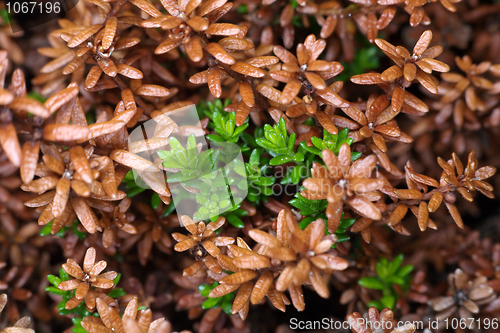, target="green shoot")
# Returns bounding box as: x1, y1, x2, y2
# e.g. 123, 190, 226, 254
358, 254, 414, 310
198, 282, 235, 315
